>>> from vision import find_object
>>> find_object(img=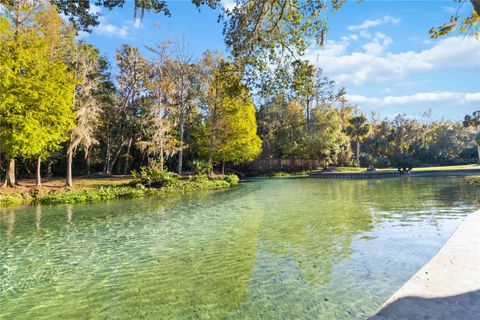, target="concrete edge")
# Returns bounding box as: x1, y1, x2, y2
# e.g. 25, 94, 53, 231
370, 208, 480, 319
309, 168, 480, 179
